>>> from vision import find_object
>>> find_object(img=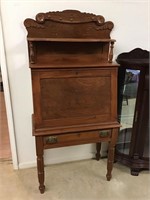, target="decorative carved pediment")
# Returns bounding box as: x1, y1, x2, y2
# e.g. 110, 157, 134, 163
116, 48, 149, 67
35, 10, 105, 24
24, 10, 114, 39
